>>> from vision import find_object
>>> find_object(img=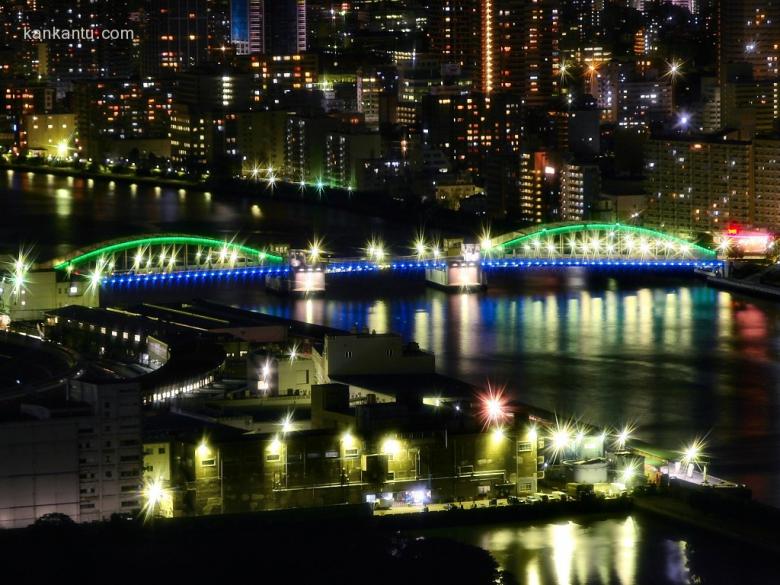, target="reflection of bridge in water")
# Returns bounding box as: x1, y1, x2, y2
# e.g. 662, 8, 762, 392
45, 223, 722, 292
